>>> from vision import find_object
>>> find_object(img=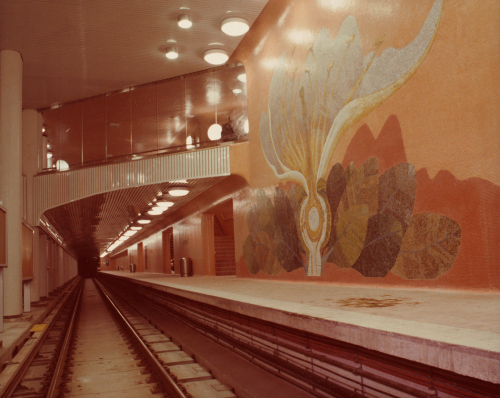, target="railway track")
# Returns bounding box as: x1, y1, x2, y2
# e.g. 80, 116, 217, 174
0, 278, 237, 398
